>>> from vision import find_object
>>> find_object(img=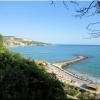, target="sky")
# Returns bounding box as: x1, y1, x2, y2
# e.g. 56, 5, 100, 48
0, 1, 100, 45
